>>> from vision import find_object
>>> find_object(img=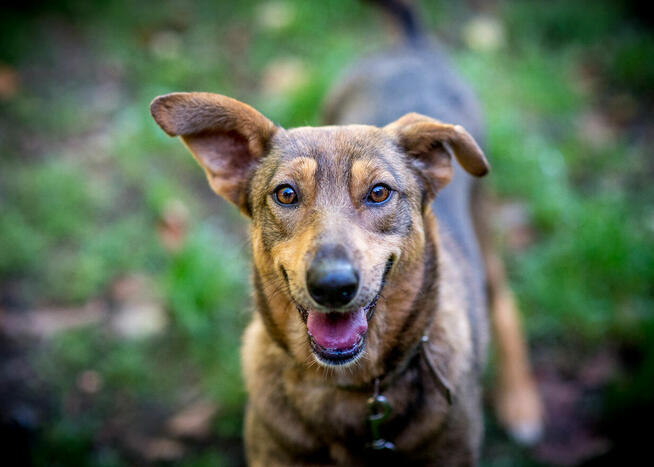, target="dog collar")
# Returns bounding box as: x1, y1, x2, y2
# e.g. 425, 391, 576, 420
364, 334, 453, 452
342, 334, 452, 397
